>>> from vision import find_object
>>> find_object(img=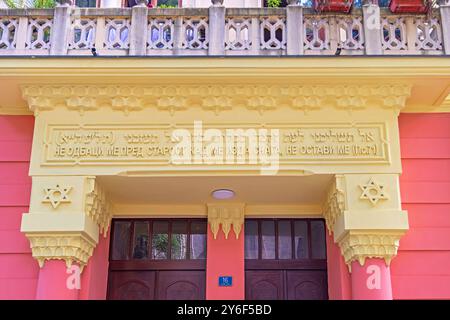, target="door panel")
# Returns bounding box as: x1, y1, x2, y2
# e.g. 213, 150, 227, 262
108, 271, 156, 300
157, 271, 206, 300
245, 270, 284, 300
286, 271, 328, 300
245, 219, 328, 301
